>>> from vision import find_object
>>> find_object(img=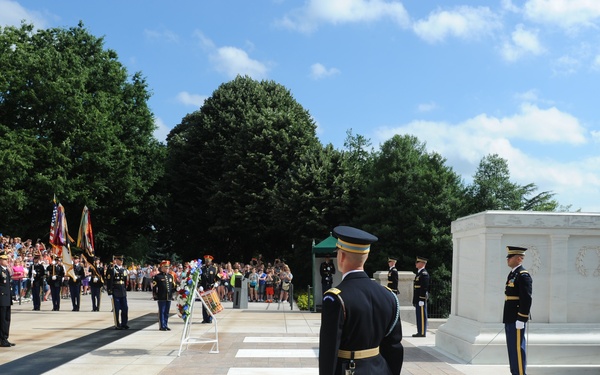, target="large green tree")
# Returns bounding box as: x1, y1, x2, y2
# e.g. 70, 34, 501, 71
462, 154, 558, 214
165, 76, 324, 265
0, 23, 165, 257
356, 135, 465, 273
